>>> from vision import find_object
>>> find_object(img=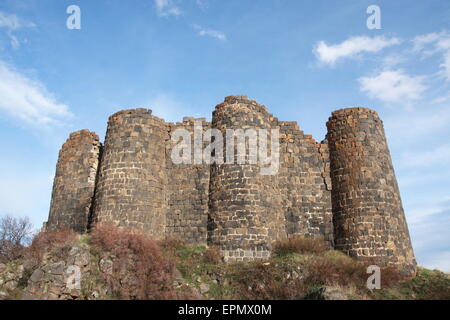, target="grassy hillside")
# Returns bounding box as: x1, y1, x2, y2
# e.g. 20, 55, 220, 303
163, 239, 450, 300
0, 227, 448, 300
